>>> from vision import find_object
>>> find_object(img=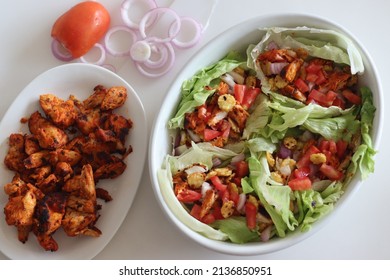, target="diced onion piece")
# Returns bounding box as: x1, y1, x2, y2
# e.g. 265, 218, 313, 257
278, 144, 292, 159
236, 193, 246, 213
279, 164, 291, 177
79, 43, 106, 65
228, 70, 245, 84
185, 165, 207, 175
201, 182, 213, 198
231, 153, 245, 165
212, 157, 222, 167
186, 129, 201, 143
260, 225, 273, 242
220, 73, 236, 88
269, 62, 288, 75
121, 0, 157, 29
